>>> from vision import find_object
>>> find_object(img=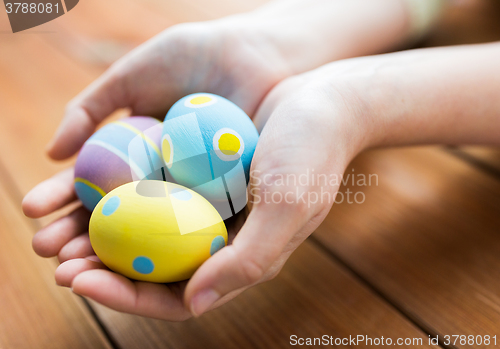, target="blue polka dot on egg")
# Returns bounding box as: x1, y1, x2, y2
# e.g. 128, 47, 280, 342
75, 180, 104, 211
133, 256, 155, 274
102, 196, 121, 216
210, 235, 226, 255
